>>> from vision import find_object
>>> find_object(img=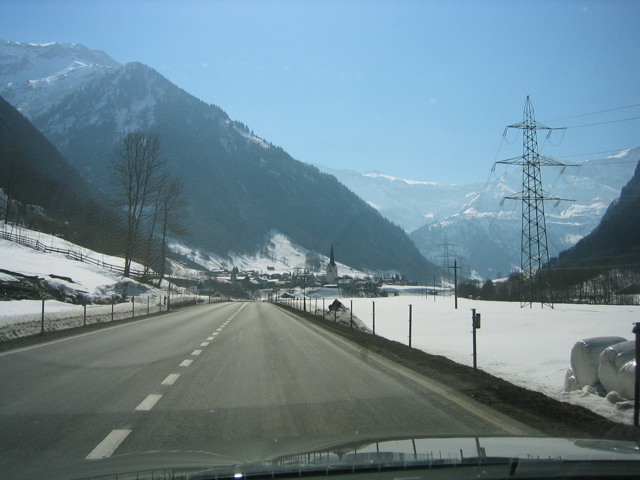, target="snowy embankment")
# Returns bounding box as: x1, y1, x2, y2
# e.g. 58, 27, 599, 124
0, 227, 199, 339
336, 294, 639, 425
